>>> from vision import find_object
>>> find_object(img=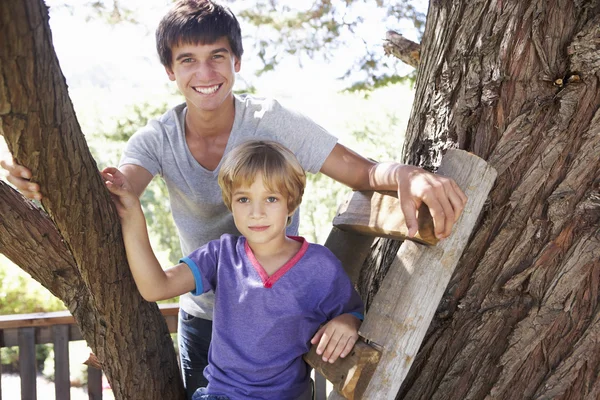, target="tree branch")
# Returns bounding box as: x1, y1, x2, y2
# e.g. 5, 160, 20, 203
384, 30, 420, 68
0, 182, 86, 306
0, 181, 105, 349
